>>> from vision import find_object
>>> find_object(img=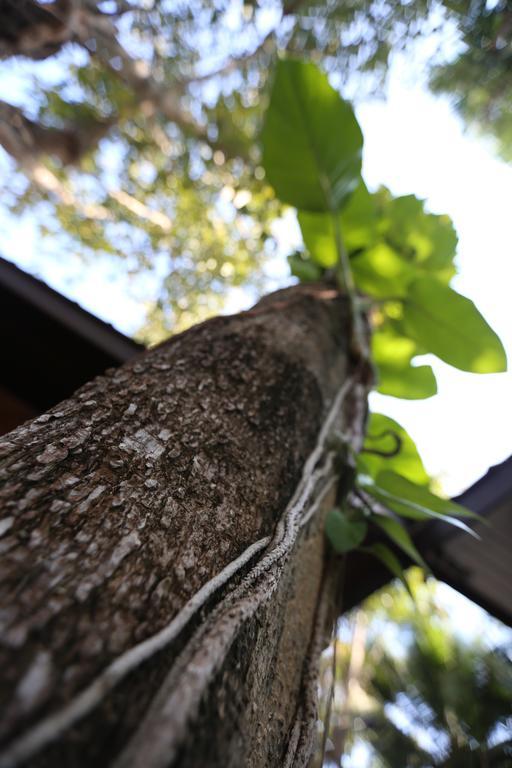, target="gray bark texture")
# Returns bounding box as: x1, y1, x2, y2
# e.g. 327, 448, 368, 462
0, 284, 370, 768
